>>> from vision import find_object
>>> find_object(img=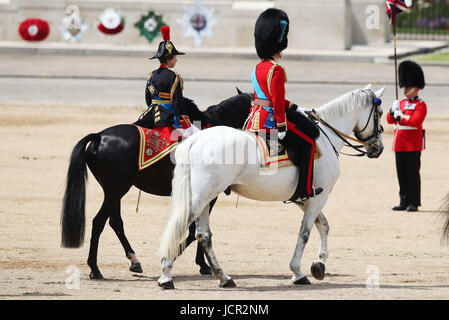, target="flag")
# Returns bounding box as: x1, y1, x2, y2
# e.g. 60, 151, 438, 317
386, 0, 410, 25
